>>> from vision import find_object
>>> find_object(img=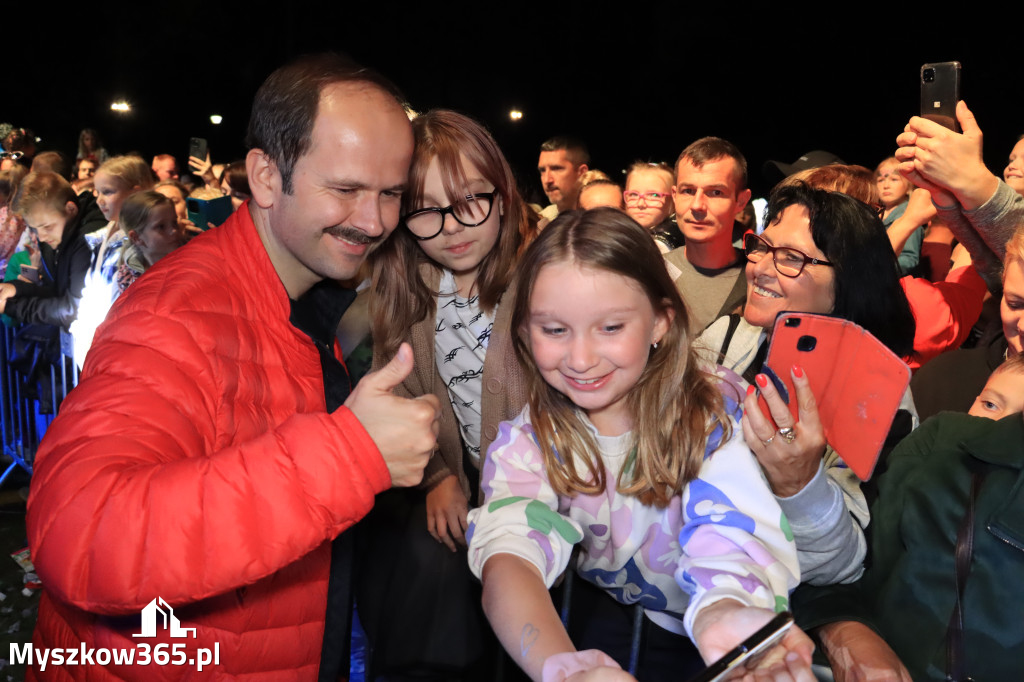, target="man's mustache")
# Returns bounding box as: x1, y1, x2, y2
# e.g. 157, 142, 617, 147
324, 226, 380, 246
